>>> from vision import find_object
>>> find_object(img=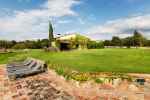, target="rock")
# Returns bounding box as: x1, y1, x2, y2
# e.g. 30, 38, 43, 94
113, 78, 121, 87
7, 58, 47, 80
24, 79, 74, 100
128, 84, 139, 91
